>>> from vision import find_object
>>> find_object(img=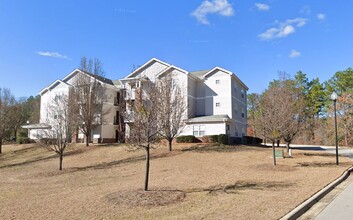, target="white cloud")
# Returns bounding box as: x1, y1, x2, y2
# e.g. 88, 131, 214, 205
258, 18, 307, 40
317, 13, 326, 20
37, 51, 70, 60
255, 3, 270, 11
191, 0, 234, 25
289, 49, 301, 58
